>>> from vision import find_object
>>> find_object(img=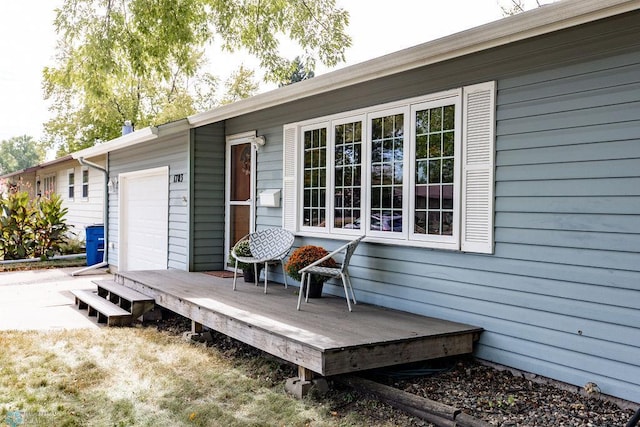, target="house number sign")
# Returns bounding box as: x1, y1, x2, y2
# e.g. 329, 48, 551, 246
173, 173, 184, 183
